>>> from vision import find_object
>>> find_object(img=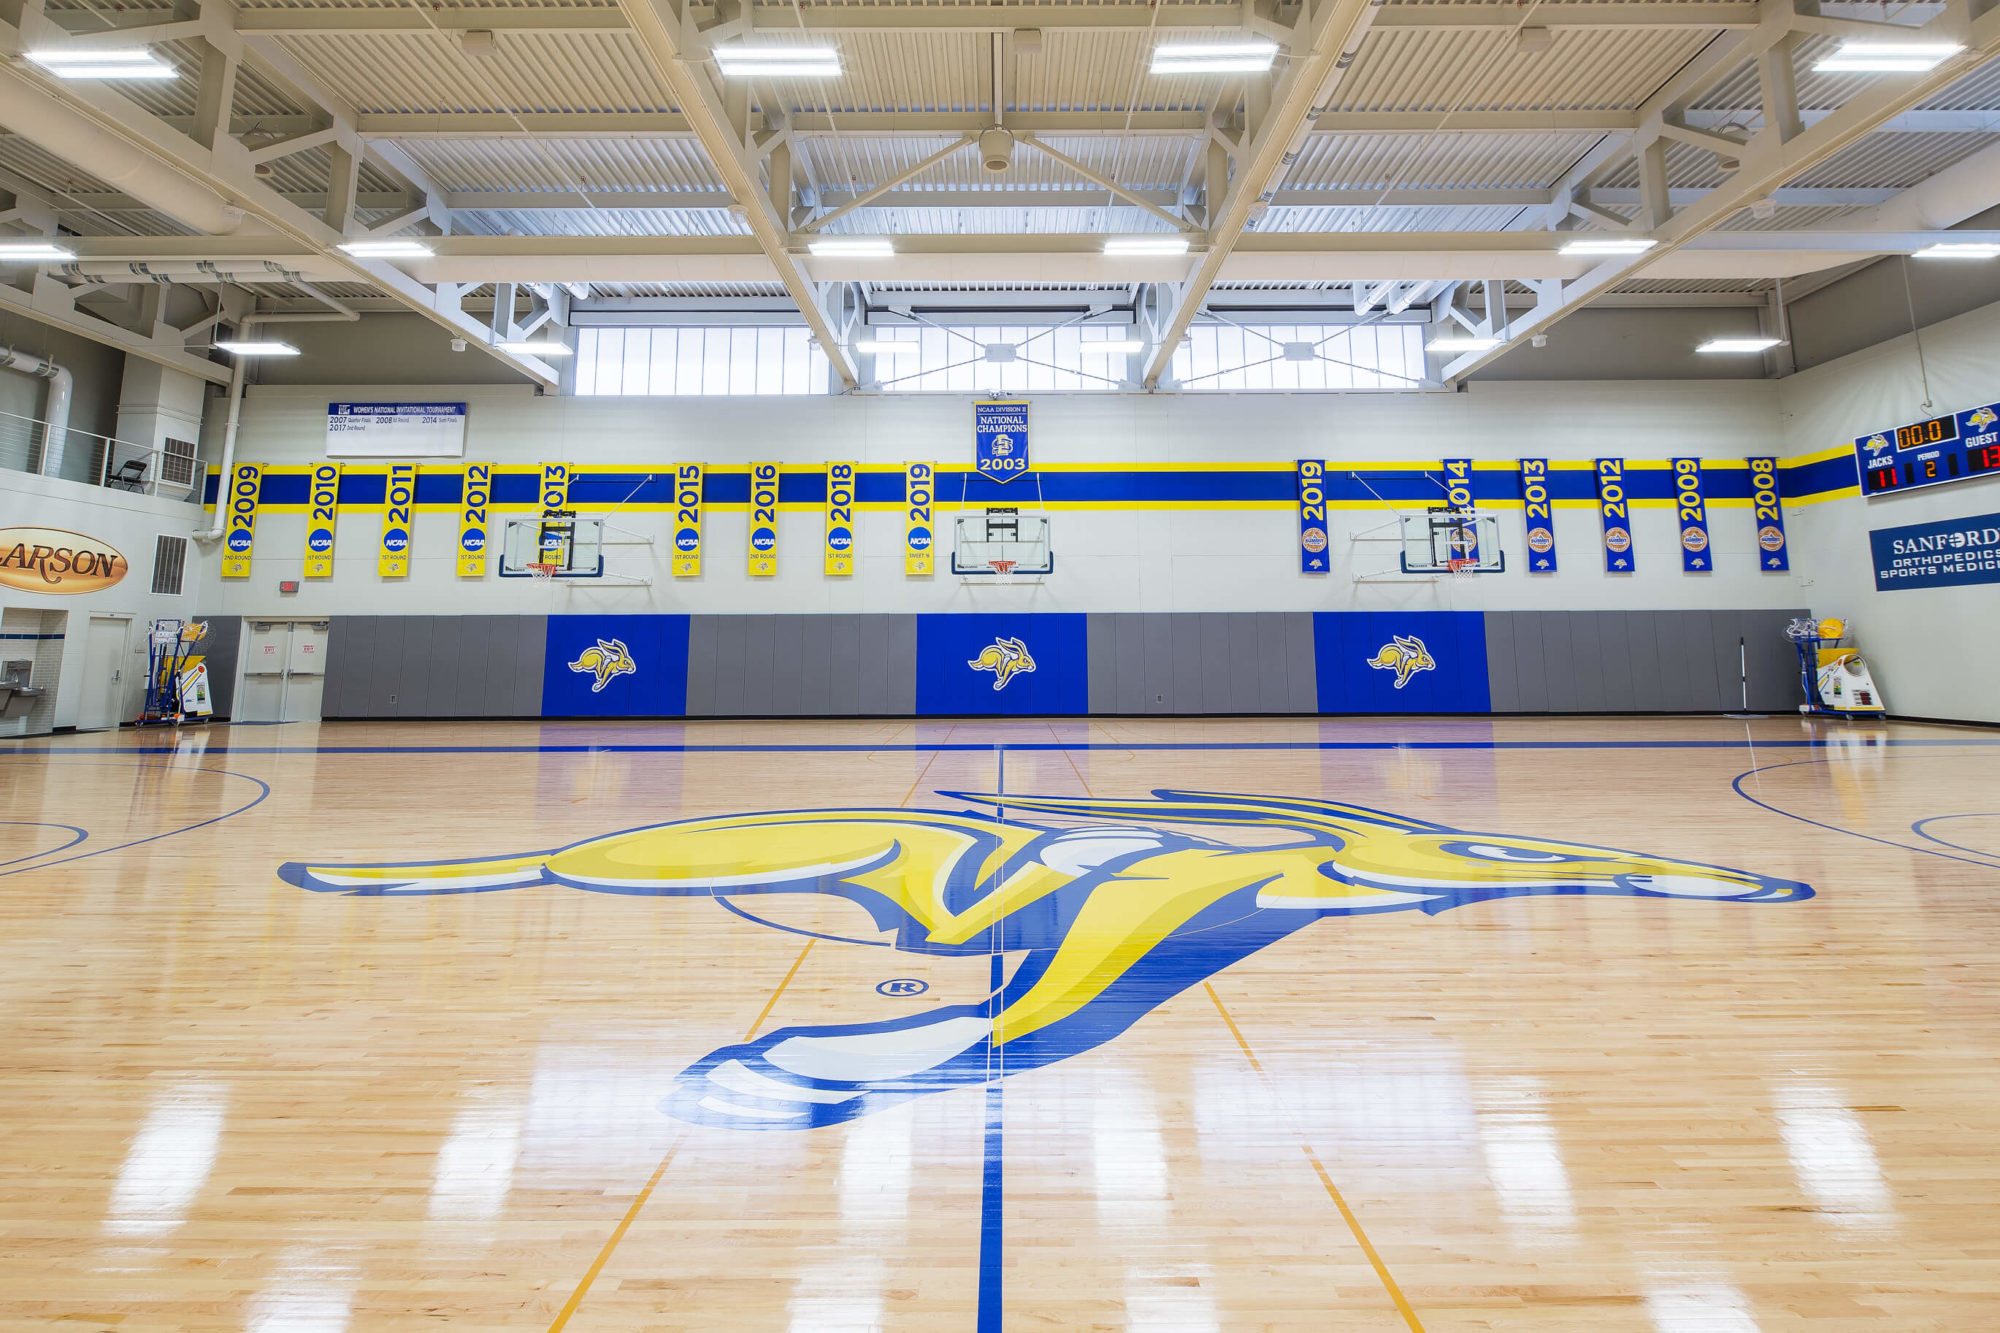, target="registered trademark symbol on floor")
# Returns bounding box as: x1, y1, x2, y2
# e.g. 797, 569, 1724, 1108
876, 978, 929, 997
